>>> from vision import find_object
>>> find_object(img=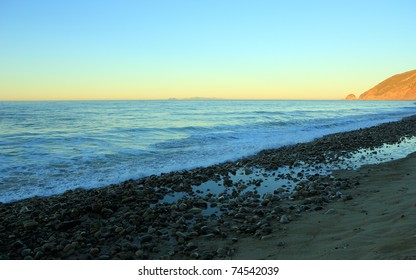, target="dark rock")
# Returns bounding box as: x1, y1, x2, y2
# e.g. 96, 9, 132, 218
115, 227, 125, 235
261, 199, 271, 207
34, 251, 44, 260
89, 248, 100, 255
91, 203, 102, 213
101, 207, 113, 216
189, 208, 202, 214
56, 220, 81, 231
280, 215, 289, 224
121, 196, 135, 204
21, 248, 32, 257
135, 250, 144, 258
189, 252, 200, 259
140, 234, 153, 243
216, 248, 227, 257
178, 203, 187, 211
11, 240, 24, 249
185, 242, 197, 251
99, 255, 110, 260
23, 220, 39, 229
41, 242, 55, 252
63, 244, 75, 254
223, 178, 233, 187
